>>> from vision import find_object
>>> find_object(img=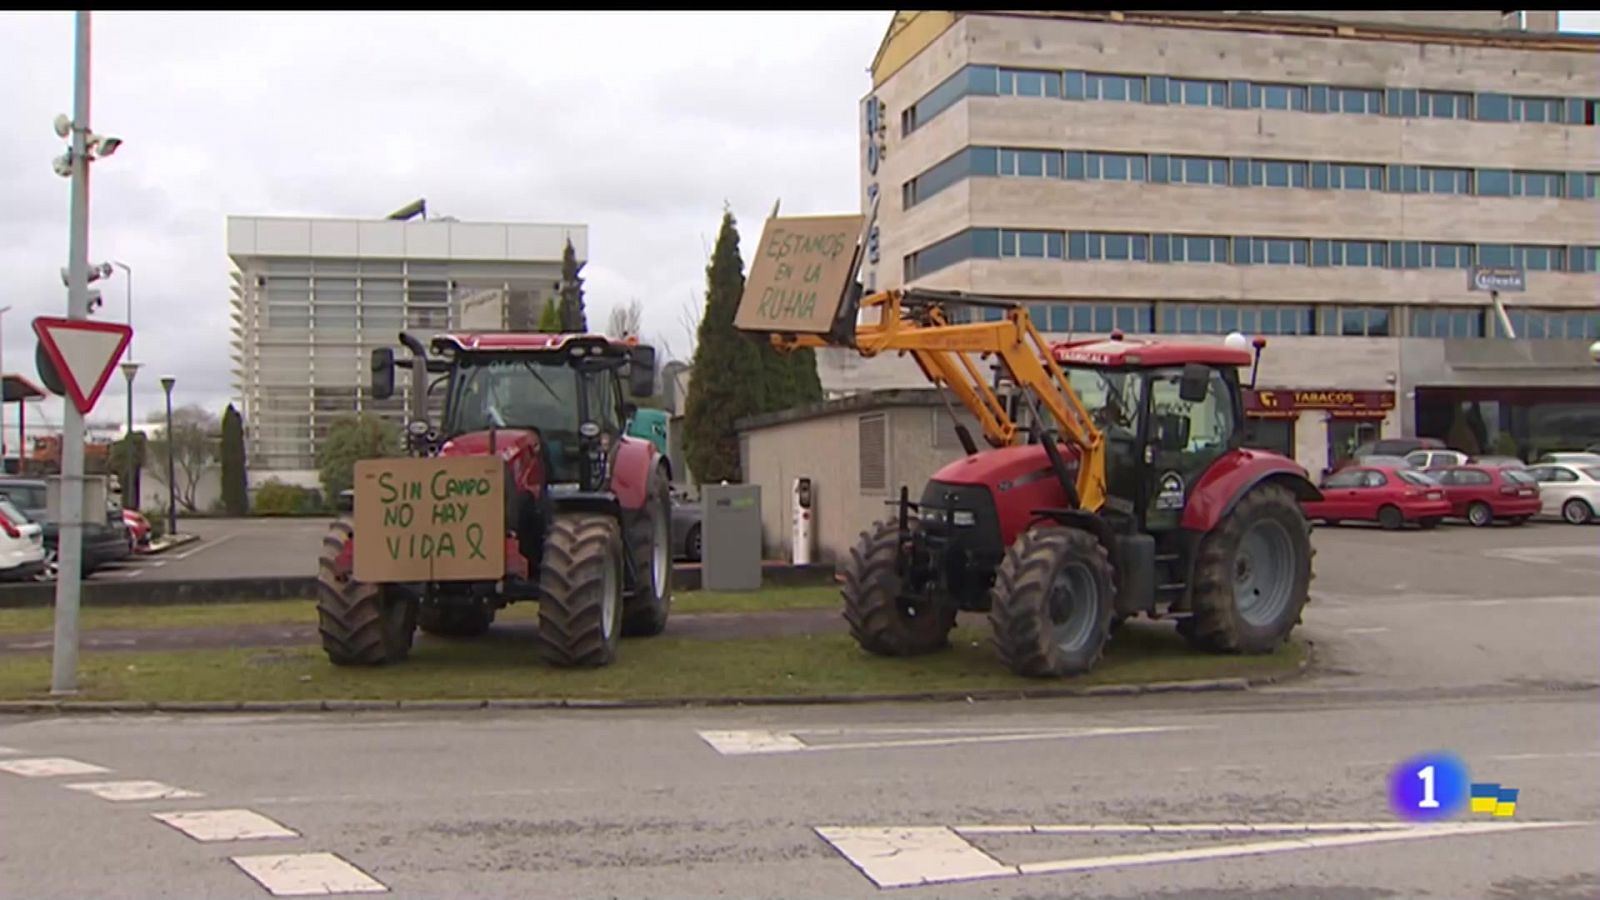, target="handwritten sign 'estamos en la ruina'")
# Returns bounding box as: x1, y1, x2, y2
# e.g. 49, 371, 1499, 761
735, 213, 865, 335
352, 456, 505, 583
